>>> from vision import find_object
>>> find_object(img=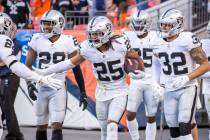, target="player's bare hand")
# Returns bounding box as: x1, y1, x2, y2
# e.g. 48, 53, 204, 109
171, 75, 189, 89
27, 81, 38, 101
128, 70, 145, 80
79, 93, 88, 111
39, 74, 63, 90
